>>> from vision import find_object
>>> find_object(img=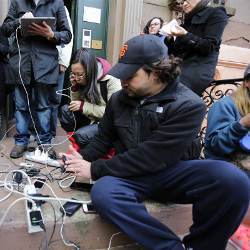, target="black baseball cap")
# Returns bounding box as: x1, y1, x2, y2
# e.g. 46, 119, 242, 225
244, 64, 250, 80
108, 34, 168, 80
